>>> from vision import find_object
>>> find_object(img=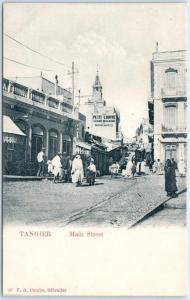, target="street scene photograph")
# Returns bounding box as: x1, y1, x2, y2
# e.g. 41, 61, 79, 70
3, 3, 187, 229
